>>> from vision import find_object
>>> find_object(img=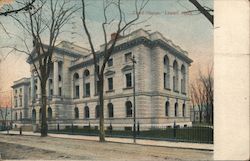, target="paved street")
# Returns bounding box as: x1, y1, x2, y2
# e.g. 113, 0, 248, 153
0, 134, 213, 160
